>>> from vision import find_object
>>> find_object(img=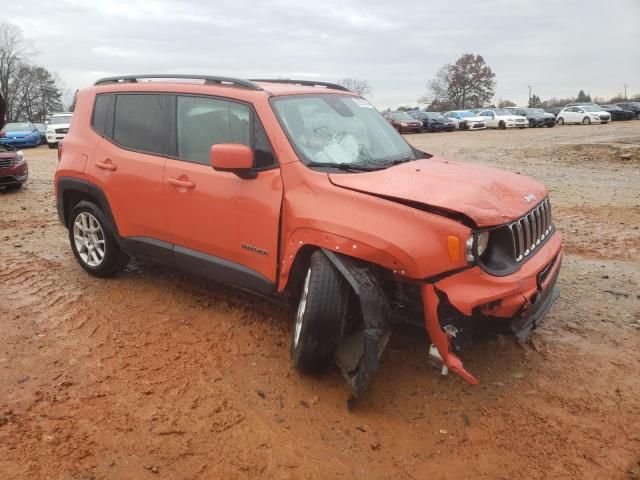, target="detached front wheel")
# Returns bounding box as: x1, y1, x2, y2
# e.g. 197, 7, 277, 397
291, 251, 347, 373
